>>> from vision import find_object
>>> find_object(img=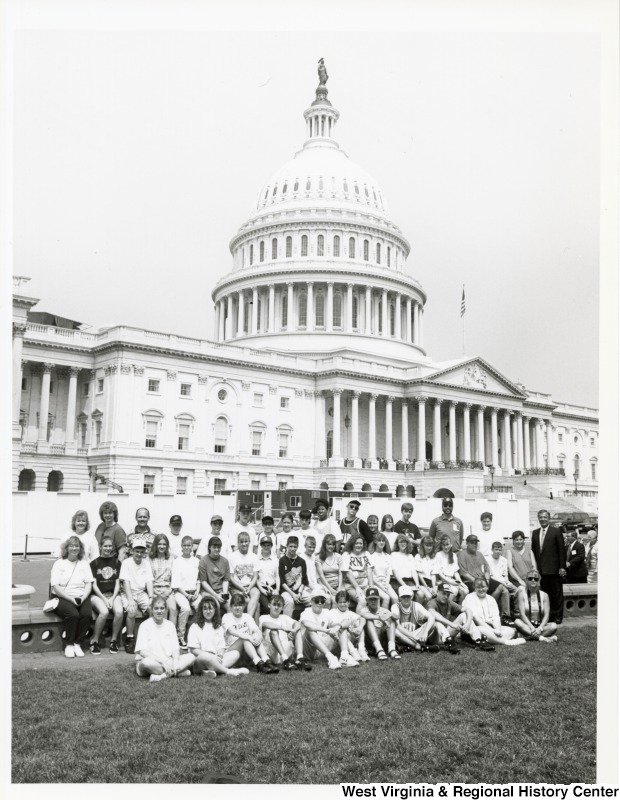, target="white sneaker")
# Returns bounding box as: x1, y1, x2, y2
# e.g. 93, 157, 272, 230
340, 653, 360, 668
506, 637, 526, 646
64, 645, 75, 659
348, 647, 362, 662
230, 667, 250, 676
357, 644, 371, 662
327, 656, 342, 670
73, 644, 85, 658
149, 673, 167, 682
540, 635, 558, 643
201, 669, 217, 679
